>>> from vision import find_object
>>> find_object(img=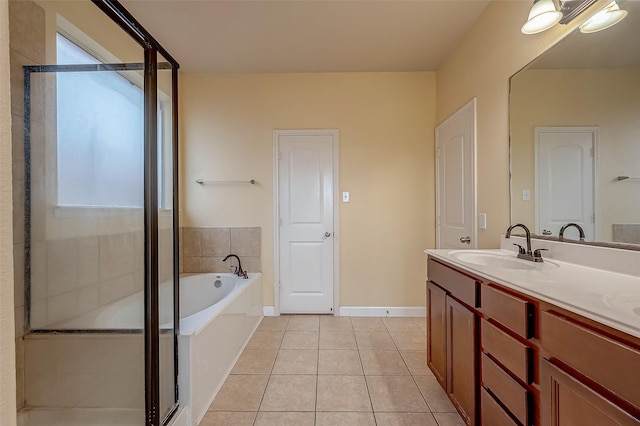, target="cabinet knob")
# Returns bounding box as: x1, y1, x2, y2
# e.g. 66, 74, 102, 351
460, 236, 471, 244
